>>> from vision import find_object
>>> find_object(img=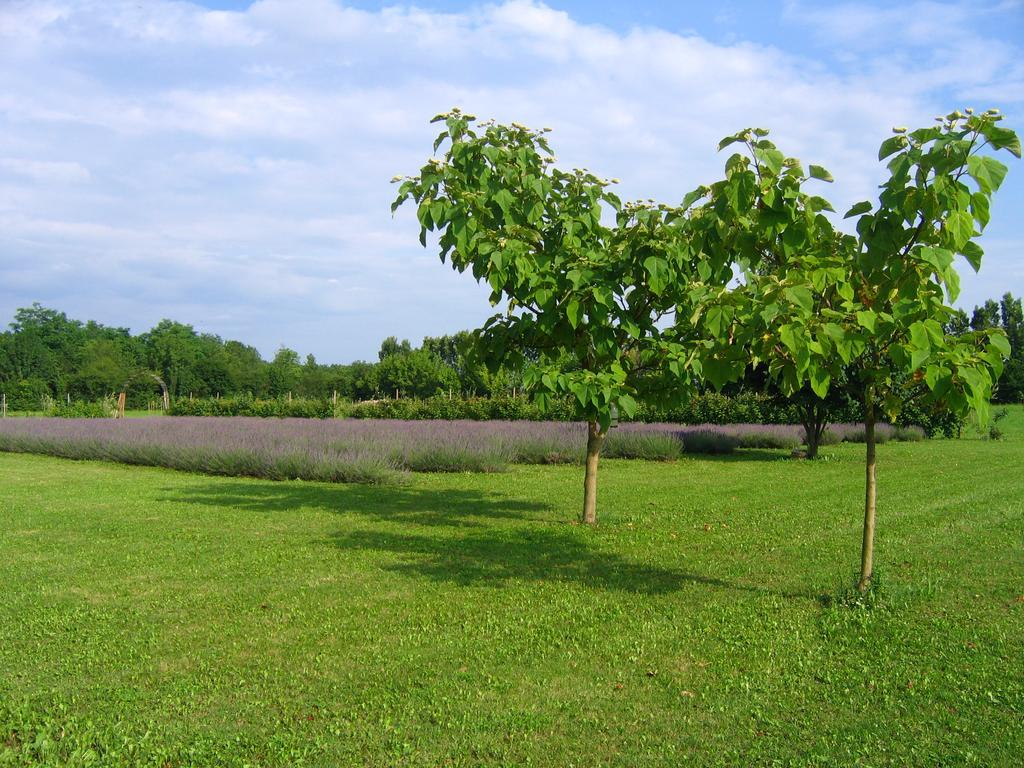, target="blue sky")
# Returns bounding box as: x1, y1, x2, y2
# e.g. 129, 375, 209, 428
1, 1, 1022, 362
